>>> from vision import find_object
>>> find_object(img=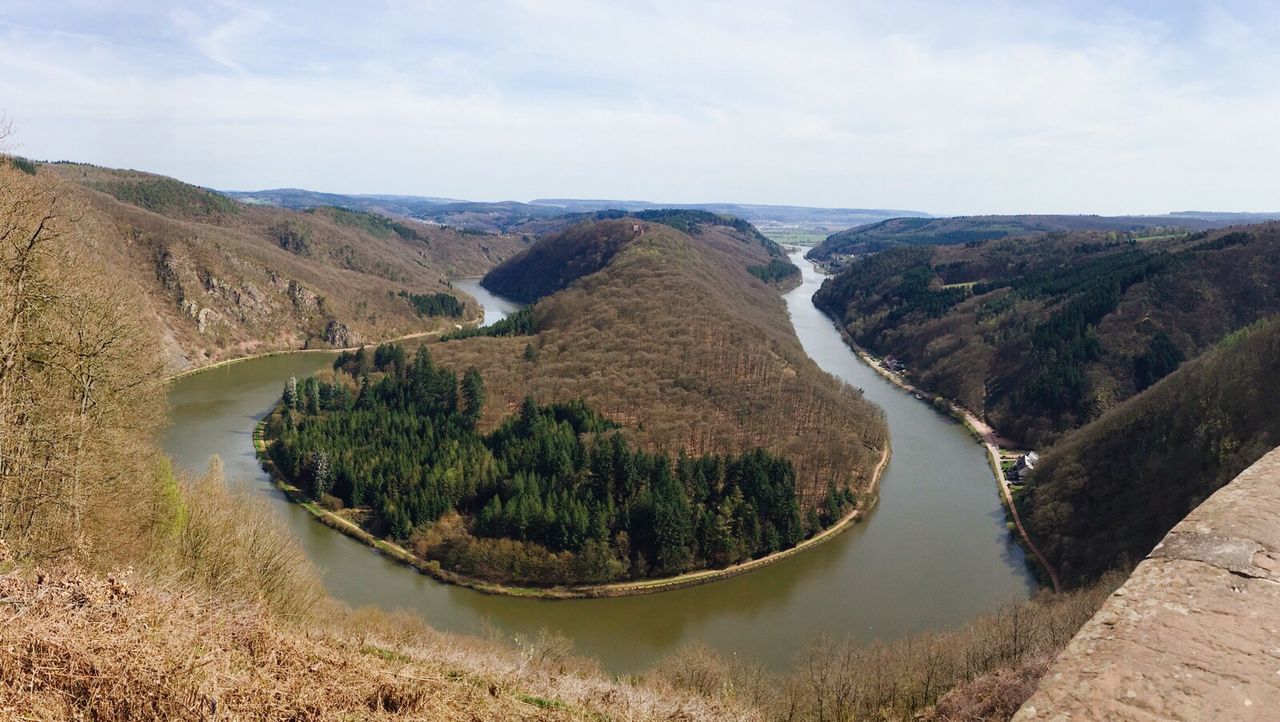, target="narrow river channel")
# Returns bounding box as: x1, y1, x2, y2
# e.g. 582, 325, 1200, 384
164, 258, 1034, 674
